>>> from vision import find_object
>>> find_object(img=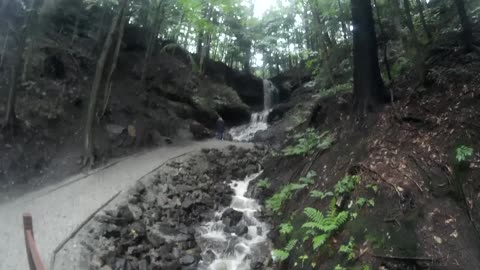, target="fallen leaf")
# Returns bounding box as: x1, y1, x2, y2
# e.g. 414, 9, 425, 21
434, 236, 443, 244
450, 230, 458, 238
